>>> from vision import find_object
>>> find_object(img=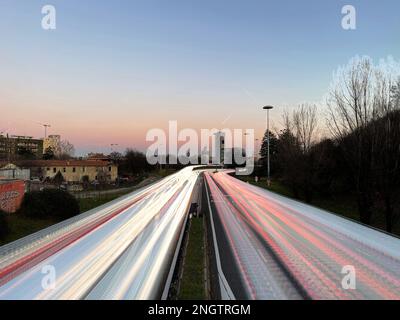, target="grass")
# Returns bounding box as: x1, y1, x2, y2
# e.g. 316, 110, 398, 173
238, 176, 400, 236
0, 189, 134, 246
77, 192, 129, 213
1, 215, 56, 246
178, 217, 205, 300
311, 196, 360, 221
0, 174, 165, 247
0, 175, 165, 247
239, 176, 360, 221
157, 168, 178, 178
